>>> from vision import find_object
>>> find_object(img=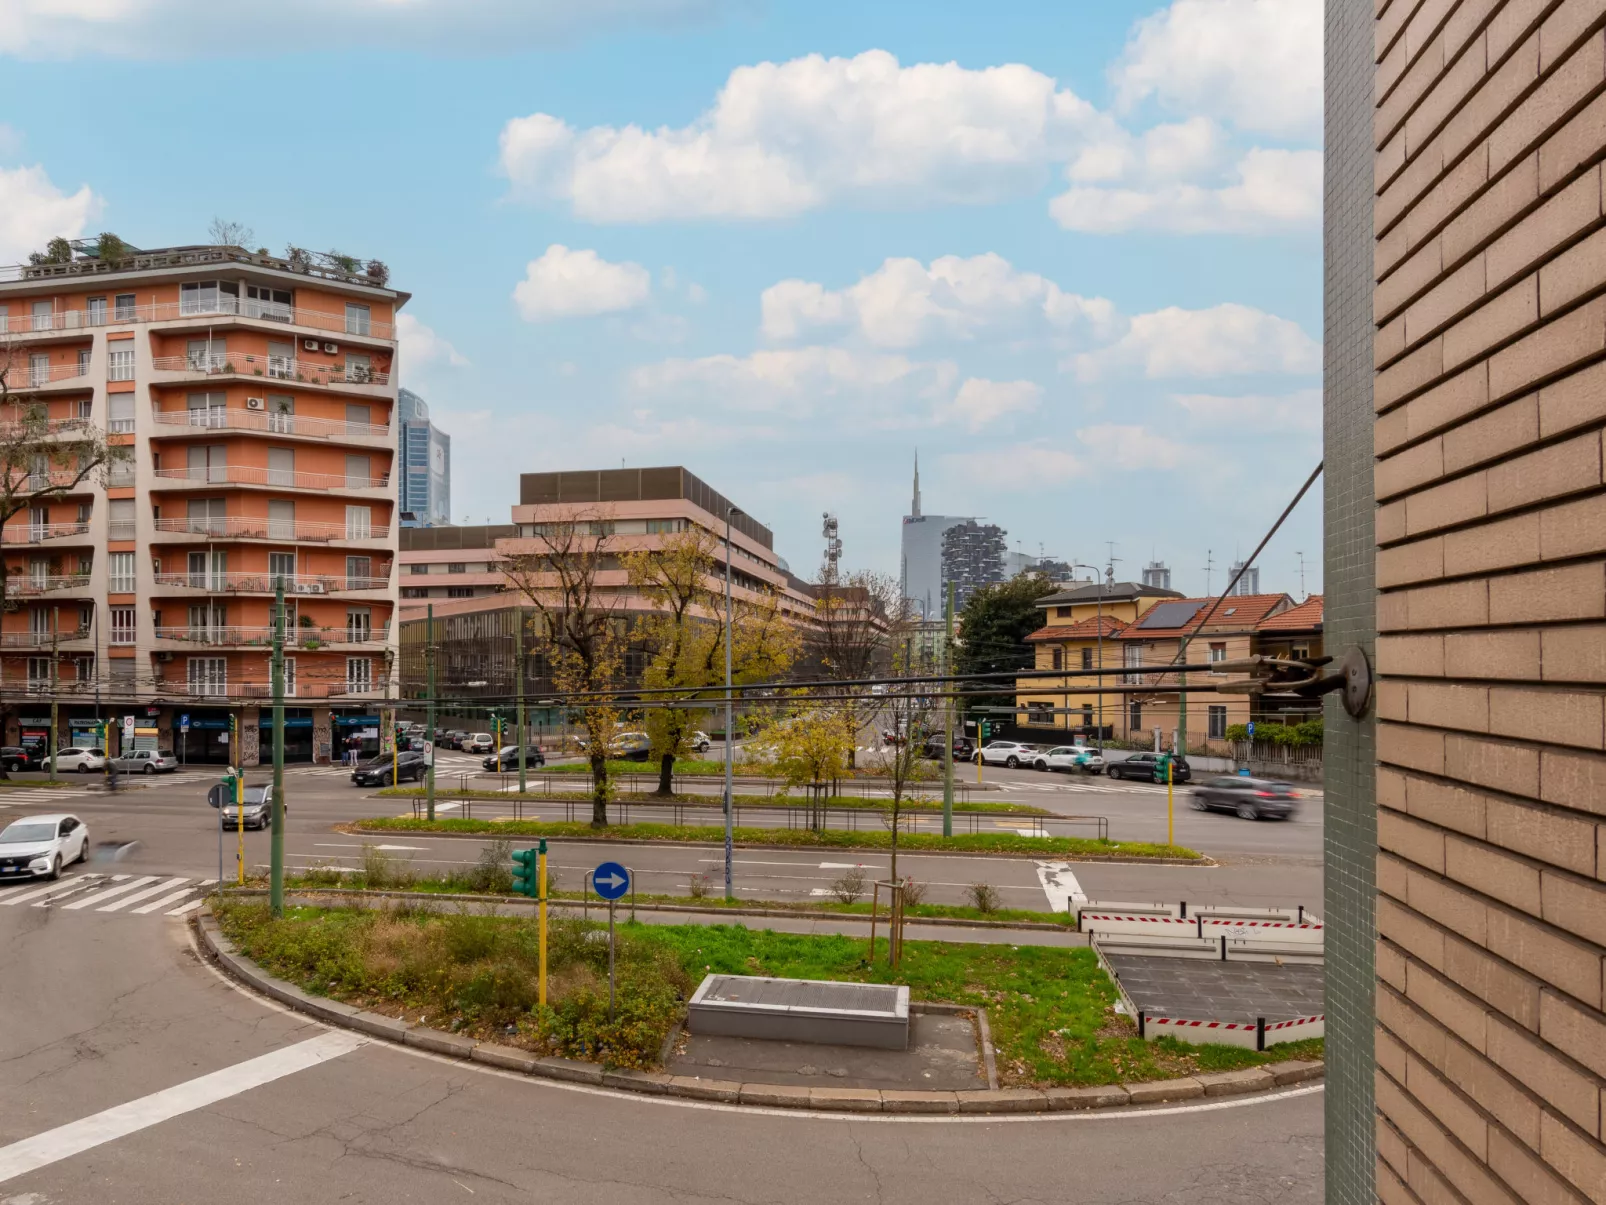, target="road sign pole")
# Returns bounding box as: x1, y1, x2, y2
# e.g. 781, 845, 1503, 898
232, 714, 244, 884
515, 616, 527, 795
942, 580, 954, 838
270, 581, 286, 917
608, 900, 616, 1022
537, 838, 547, 1008
1167, 759, 1174, 848
426, 604, 436, 822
